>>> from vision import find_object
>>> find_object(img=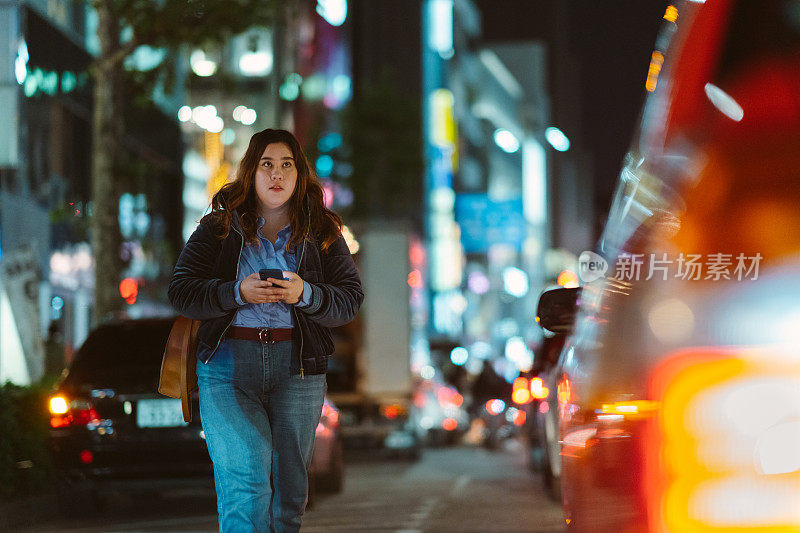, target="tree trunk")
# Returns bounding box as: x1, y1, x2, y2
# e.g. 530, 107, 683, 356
90, 1, 124, 324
